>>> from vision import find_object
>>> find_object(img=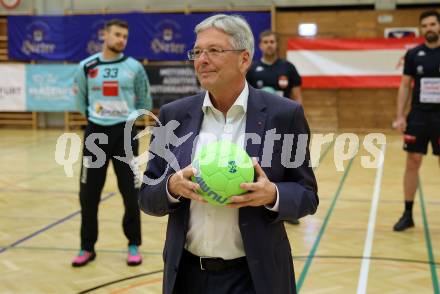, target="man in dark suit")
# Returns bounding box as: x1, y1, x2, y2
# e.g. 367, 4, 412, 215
139, 14, 319, 294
